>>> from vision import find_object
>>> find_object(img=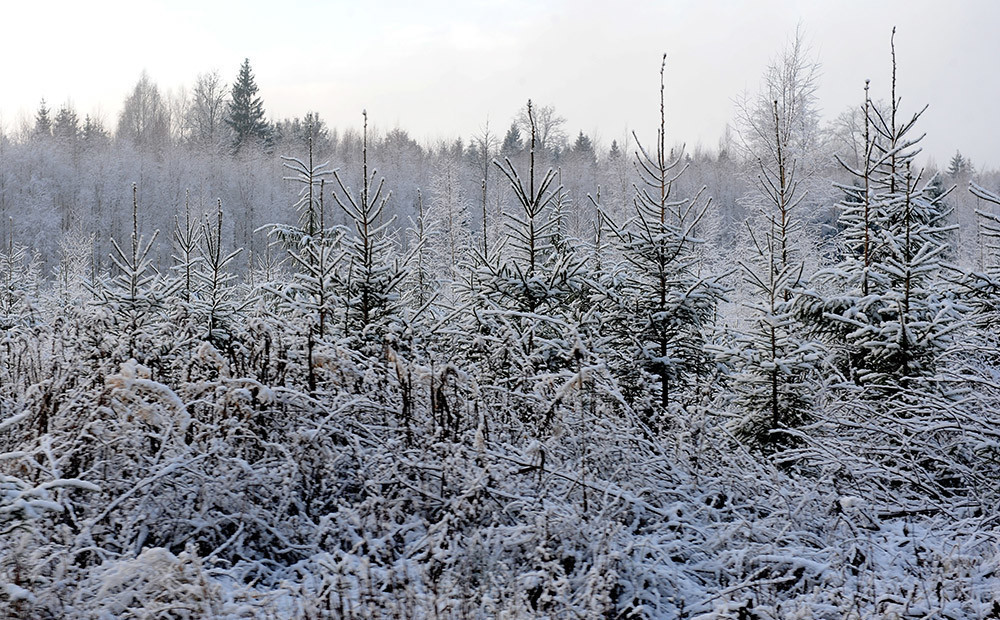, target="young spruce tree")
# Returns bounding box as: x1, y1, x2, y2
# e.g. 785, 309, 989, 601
795, 30, 959, 388
608, 55, 725, 416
